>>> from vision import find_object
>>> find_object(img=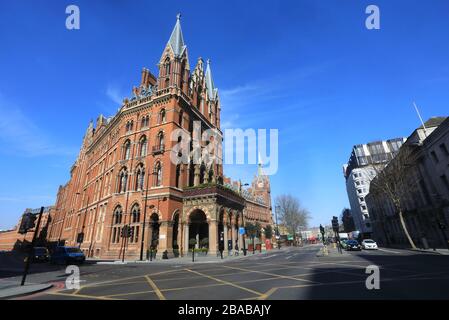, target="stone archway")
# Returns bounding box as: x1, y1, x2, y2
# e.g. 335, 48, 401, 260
188, 210, 209, 251
172, 211, 180, 257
